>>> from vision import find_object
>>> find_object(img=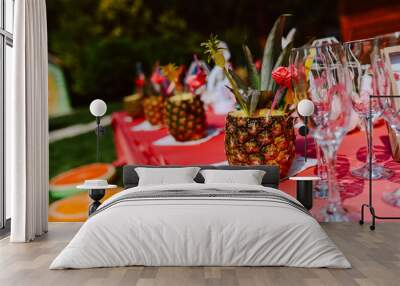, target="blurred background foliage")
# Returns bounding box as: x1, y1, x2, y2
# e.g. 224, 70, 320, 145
47, 0, 342, 106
